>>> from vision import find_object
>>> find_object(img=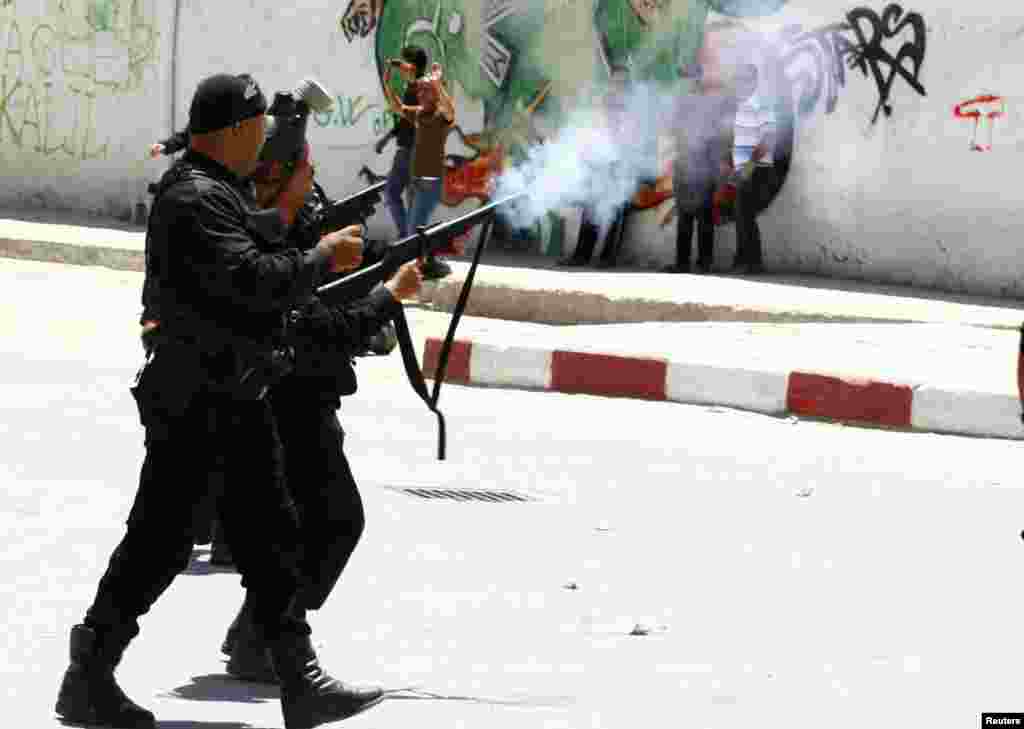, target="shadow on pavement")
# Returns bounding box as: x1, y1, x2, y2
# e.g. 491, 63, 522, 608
61, 721, 268, 729
180, 548, 237, 576
165, 674, 278, 704
156, 724, 269, 729
382, 687, 575, 708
